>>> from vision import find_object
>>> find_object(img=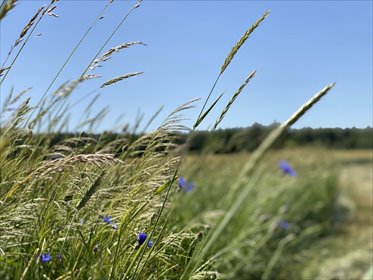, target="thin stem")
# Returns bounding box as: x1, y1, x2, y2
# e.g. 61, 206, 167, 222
59, 209, 78, 256
28, 0, 141, 130
0, 2, 52, 86
195, 73, 221, 126
32, 1, 112, 117
80, 1, 142, 79
0, 1, 6, 11
24, 0, 112, 127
